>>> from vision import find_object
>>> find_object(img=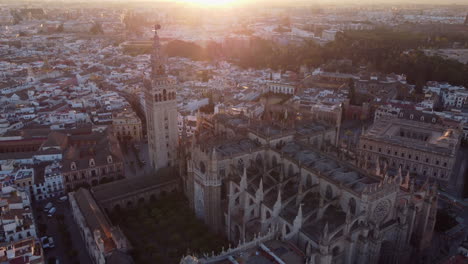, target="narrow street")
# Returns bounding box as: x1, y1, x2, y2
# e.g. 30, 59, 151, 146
33, 198, 92, 264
